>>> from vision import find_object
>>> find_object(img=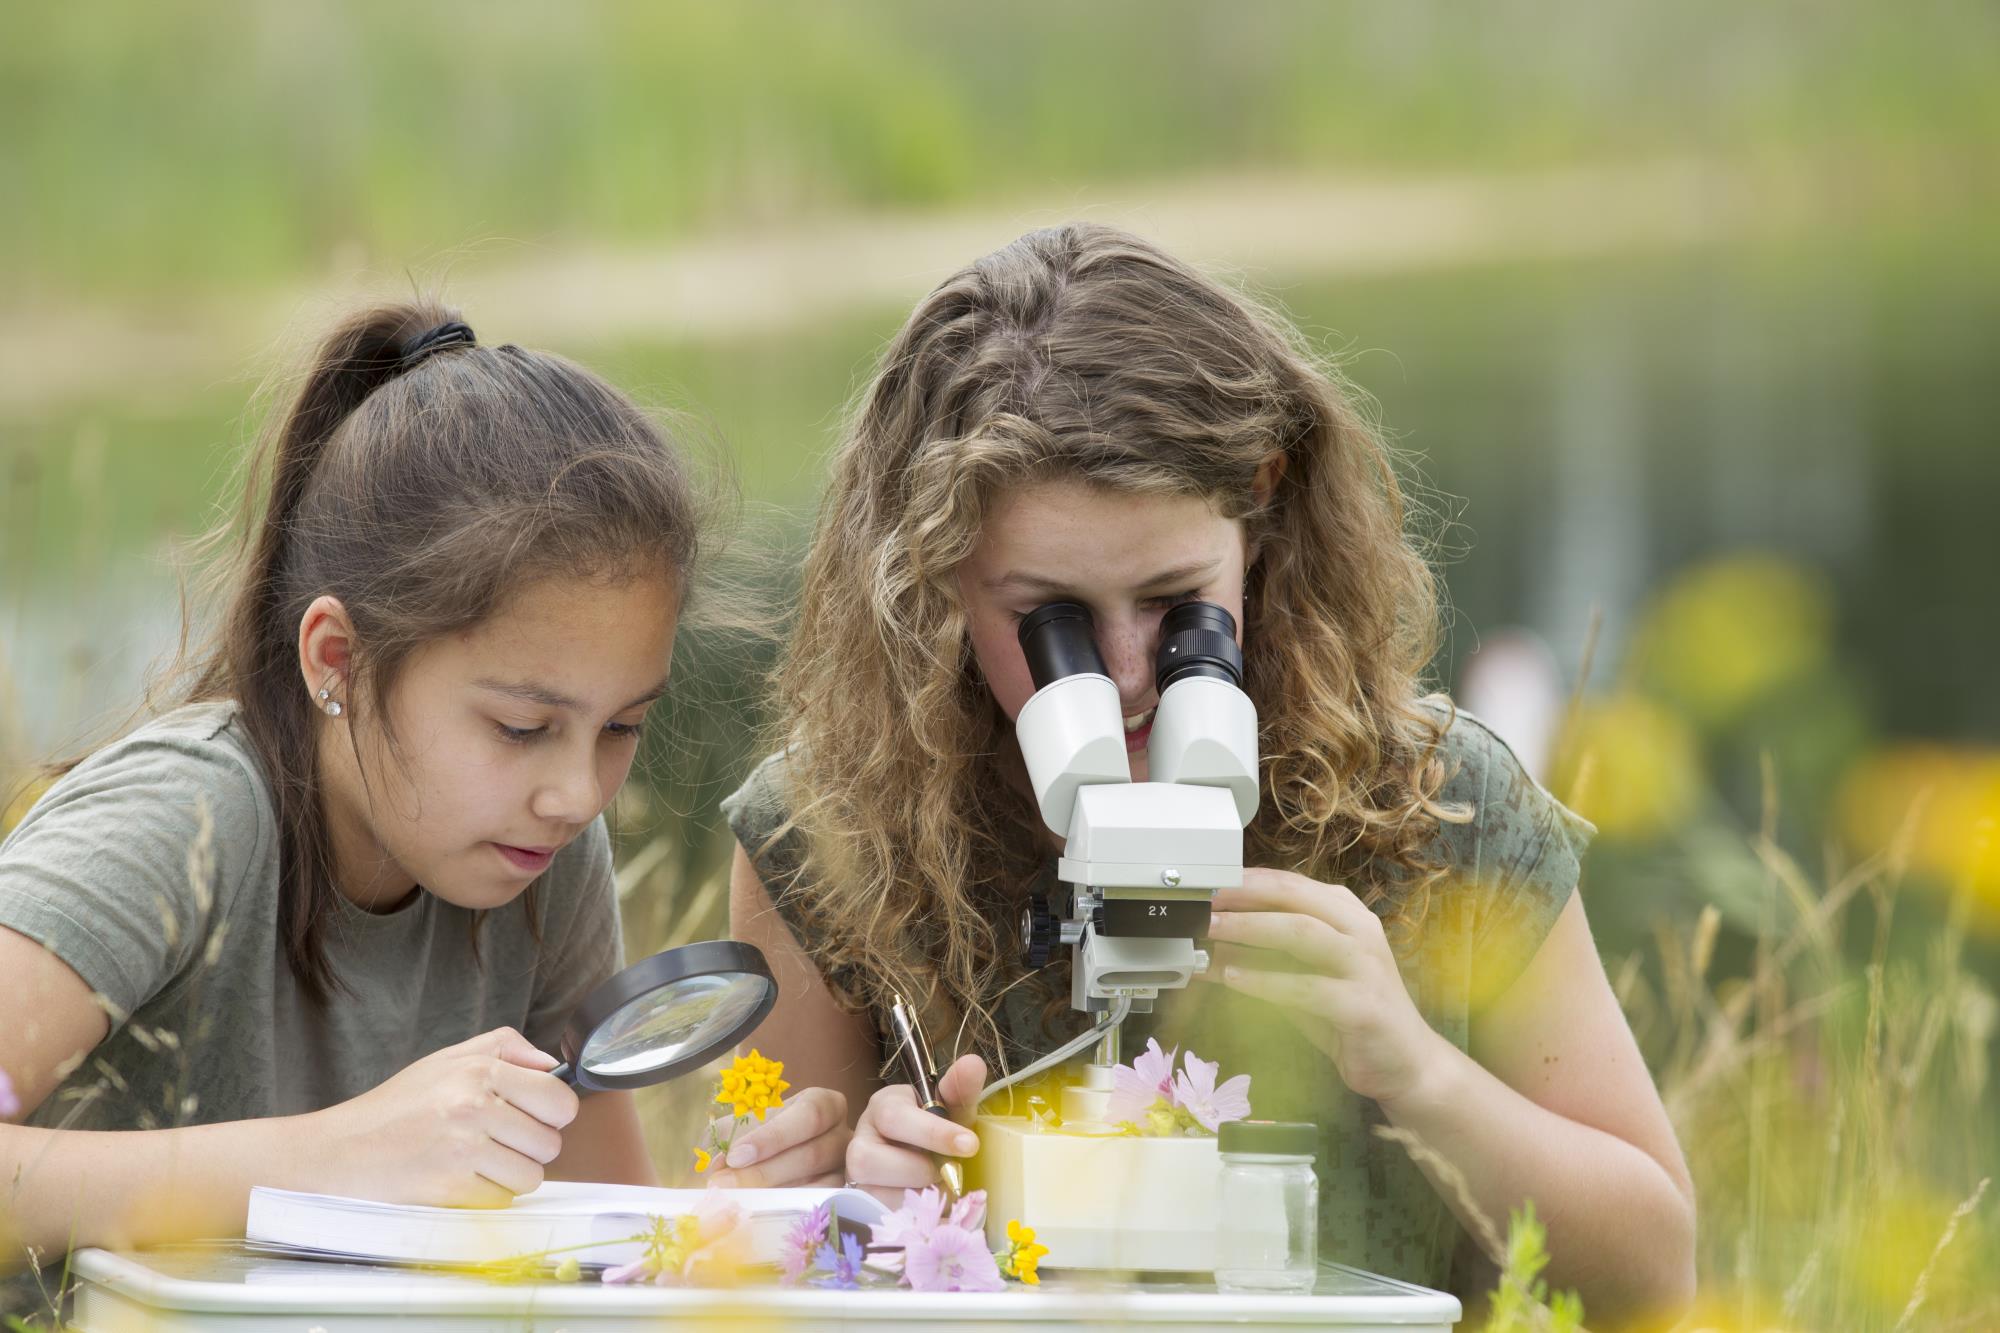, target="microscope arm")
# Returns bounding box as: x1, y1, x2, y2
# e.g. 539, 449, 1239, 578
976, 993, 1133, 1113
